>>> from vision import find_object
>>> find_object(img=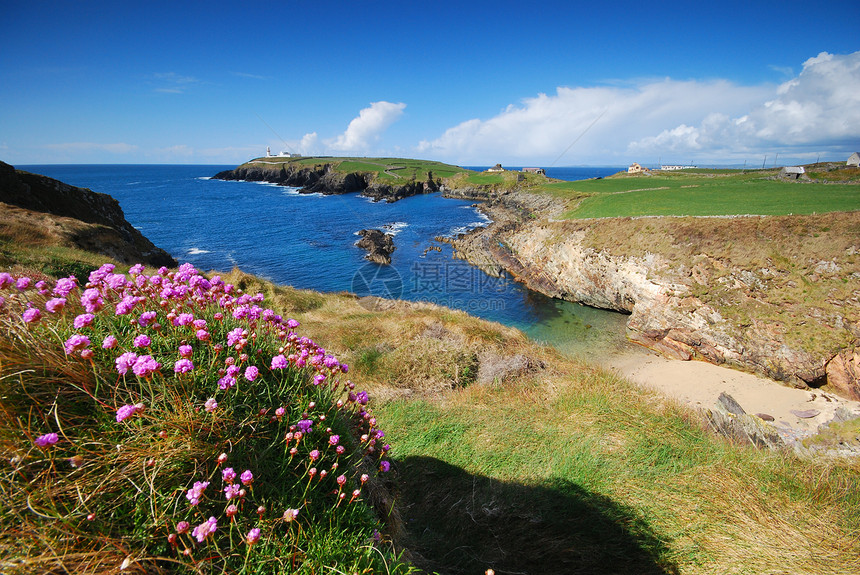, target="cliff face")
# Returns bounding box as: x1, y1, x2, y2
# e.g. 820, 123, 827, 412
214, 162, 438, 202
448, 193, 860, 400
0, 161, 177, 268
